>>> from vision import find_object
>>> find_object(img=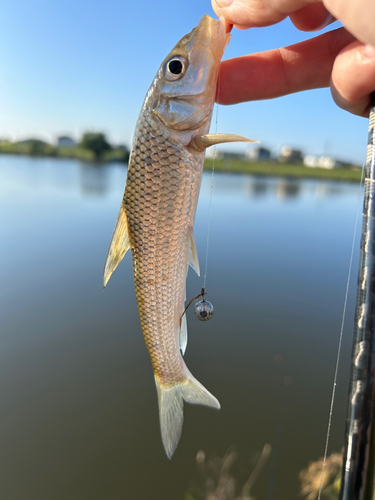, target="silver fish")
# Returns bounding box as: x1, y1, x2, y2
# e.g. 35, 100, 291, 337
104, 14, 254, 458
